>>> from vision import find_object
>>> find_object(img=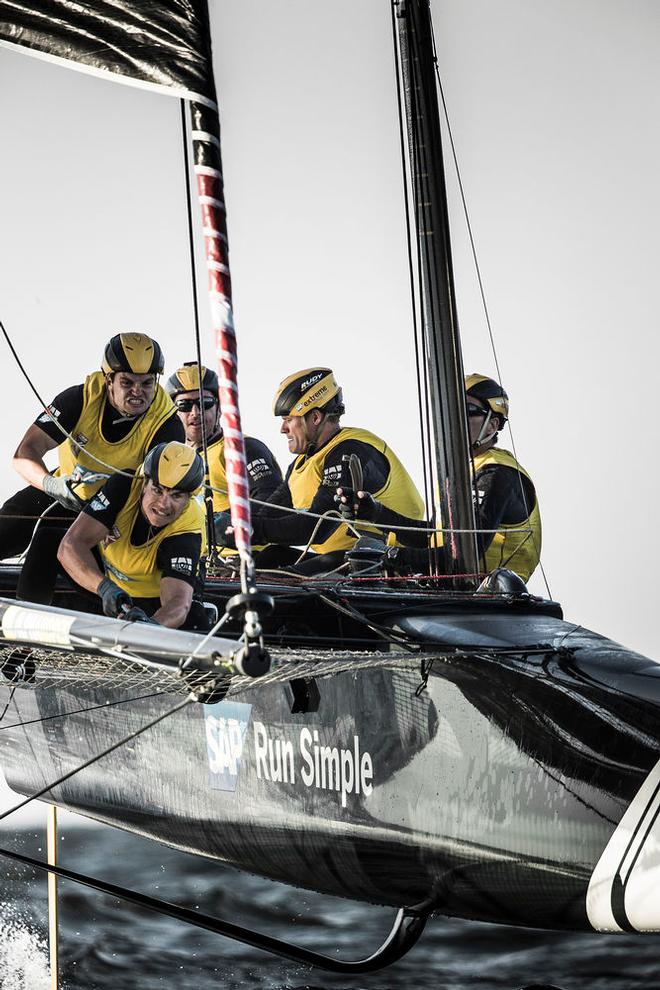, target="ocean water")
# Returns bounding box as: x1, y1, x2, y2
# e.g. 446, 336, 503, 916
0, 826, 658, 990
